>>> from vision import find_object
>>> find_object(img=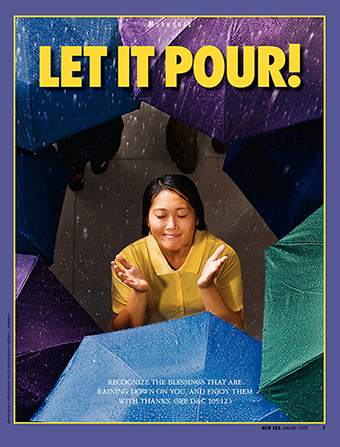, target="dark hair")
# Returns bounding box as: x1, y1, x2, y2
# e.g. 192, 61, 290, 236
142, 175, 207, 237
